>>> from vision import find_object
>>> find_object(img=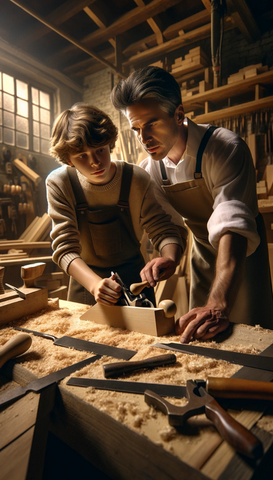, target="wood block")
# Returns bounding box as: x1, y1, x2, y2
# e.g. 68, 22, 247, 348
48, 285, 68, 300
227, 72, 245, 84
265, 165, 273, 196
80, 303, 175, 336
199, 80, 212, 93
0, 287, 48, 325
248, 133, 257, 167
